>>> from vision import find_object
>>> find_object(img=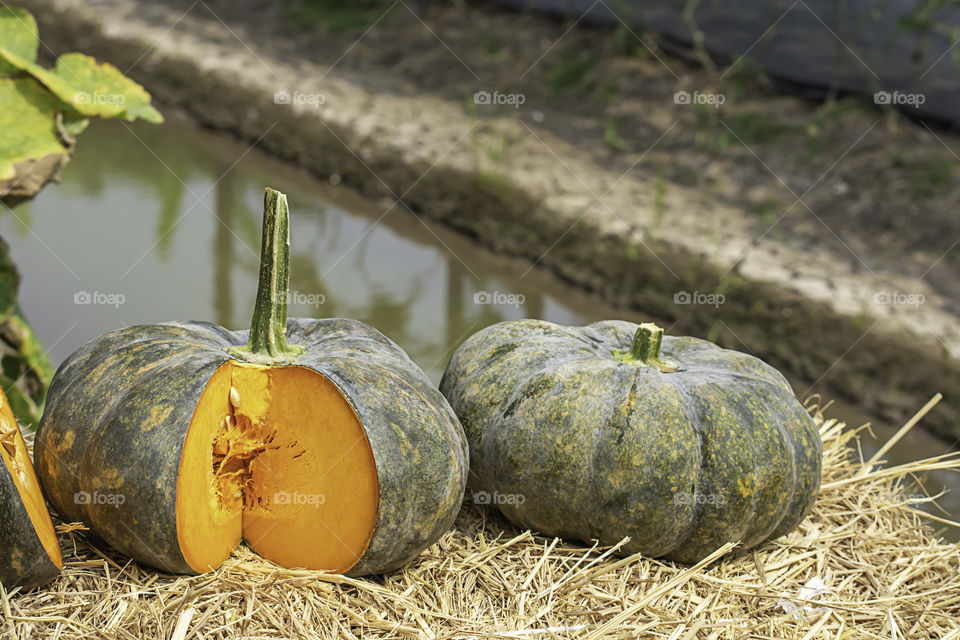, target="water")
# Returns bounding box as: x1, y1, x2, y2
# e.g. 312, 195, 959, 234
3, 114, 957, 538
